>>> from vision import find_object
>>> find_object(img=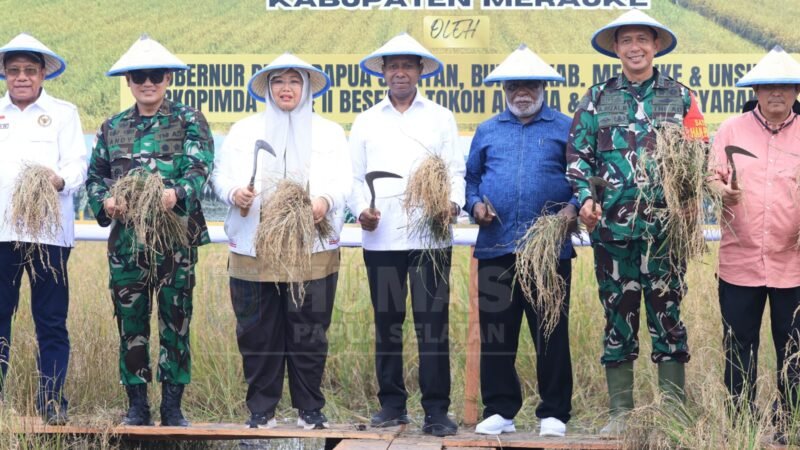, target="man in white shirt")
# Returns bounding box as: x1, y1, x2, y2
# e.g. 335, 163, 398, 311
0, 33, 87, 425
349, 33, 465, 437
